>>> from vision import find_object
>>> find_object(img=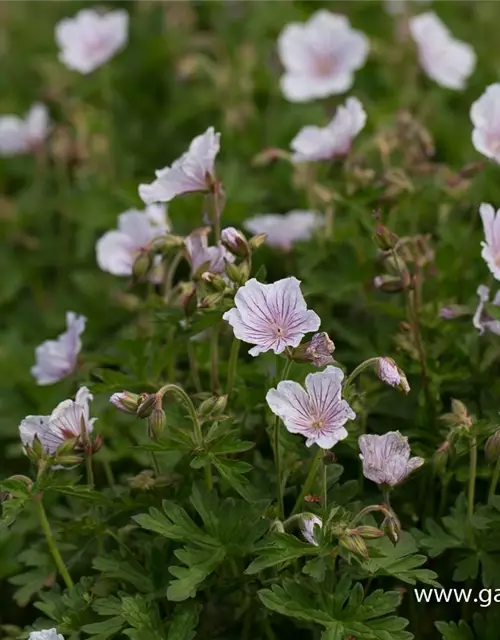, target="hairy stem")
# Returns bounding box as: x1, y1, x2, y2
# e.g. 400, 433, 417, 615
342, 357, 380, 394
226, 338, 240, 397
489, 456, 500, 504
210, 323, 221, 395
35, 496, 73, 589
467, 436, 477, 546
273, 359, 293, 520
291, 448, 323, 516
